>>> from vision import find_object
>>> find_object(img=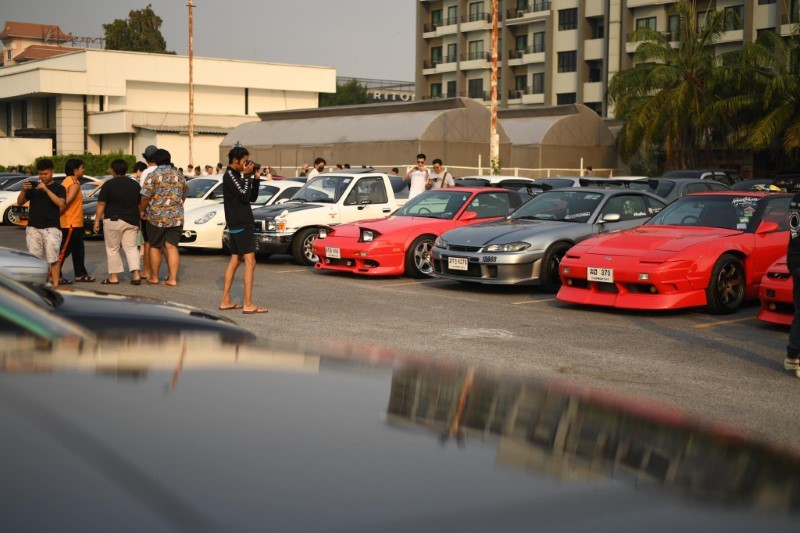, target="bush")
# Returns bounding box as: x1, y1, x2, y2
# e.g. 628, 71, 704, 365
30, 152, 139, 176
